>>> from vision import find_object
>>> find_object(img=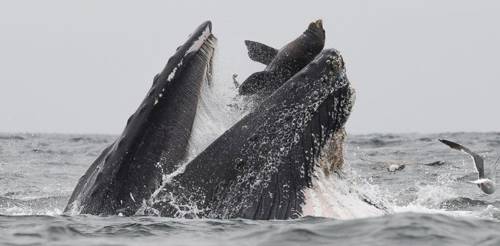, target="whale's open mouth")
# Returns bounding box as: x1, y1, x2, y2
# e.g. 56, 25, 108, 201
65, 21, 366, 220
